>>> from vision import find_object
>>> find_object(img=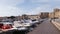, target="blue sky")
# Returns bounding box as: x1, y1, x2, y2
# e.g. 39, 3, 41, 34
0, 0, 60, 16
